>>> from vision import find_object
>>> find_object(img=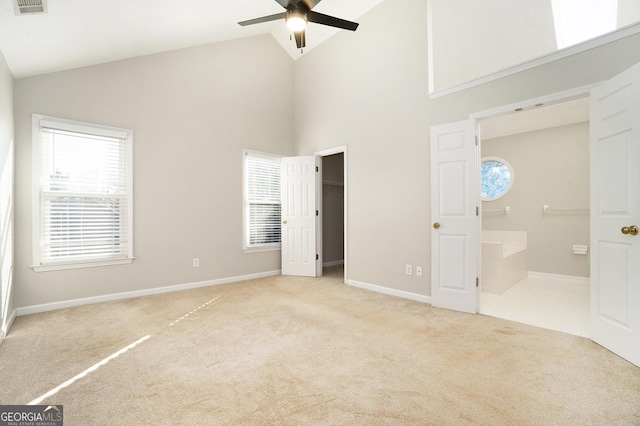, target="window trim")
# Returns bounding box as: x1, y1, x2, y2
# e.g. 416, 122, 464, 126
243, 149, 282, 253
31, 114, 134, 272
